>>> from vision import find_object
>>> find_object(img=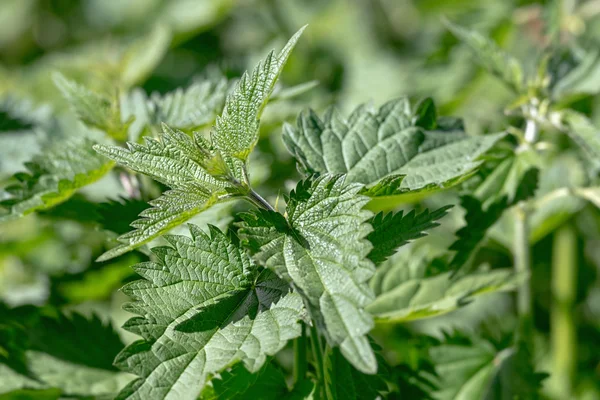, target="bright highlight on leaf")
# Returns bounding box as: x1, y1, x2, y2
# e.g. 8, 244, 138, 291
115, 225, 303, 400
93, 125, 233, 261
283, 98, 505, 208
